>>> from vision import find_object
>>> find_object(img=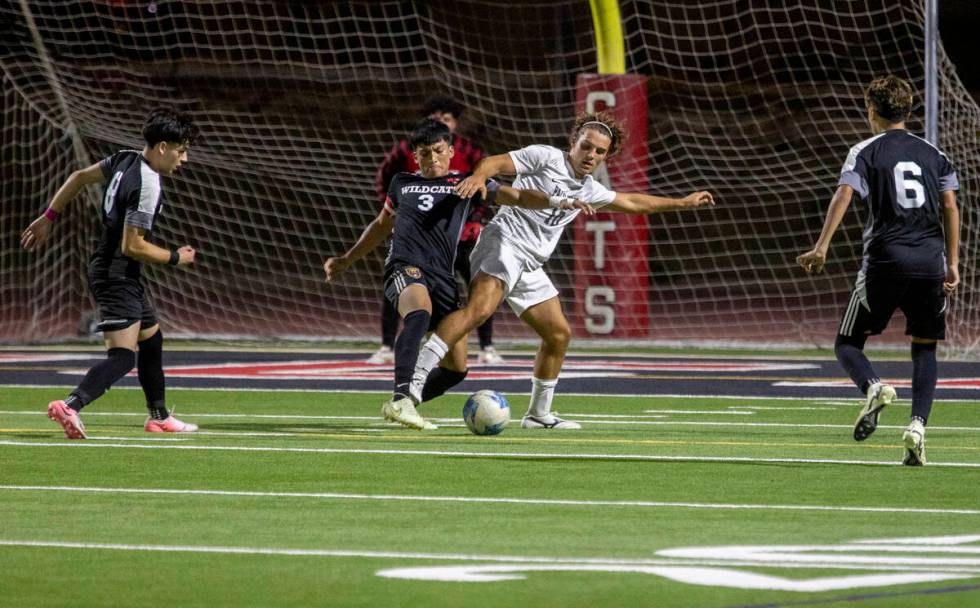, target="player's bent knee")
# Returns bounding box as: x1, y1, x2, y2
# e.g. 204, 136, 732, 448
834, 333, 867, 351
